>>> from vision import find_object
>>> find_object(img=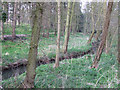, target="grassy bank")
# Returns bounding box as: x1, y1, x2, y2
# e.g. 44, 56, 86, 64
2, 53, 118, 88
